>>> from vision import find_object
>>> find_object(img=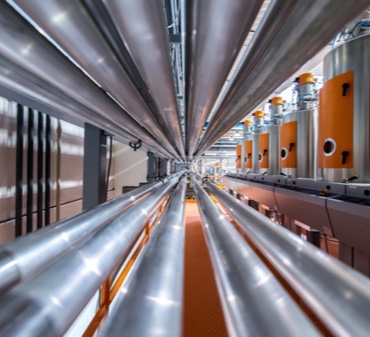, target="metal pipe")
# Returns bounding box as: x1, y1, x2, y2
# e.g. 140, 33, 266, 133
195, 0, 370, 156
0, 3, 177, 160
12, 0, 180, 159
191, 177, 320, 337
81, 1, 176, 156
0, 56, 173, 159
206, 182, 370, 337
0, 178, 170, 295
26, 107, 34, 233
0, 175, 180, 337
104, 0, 185, 159
37, 111, 43, 229
45, 114, 51, 226
100, 177, 187, 337
15, 103, 24, 238
204, 0, 298, 129
185, 0, 263, 159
